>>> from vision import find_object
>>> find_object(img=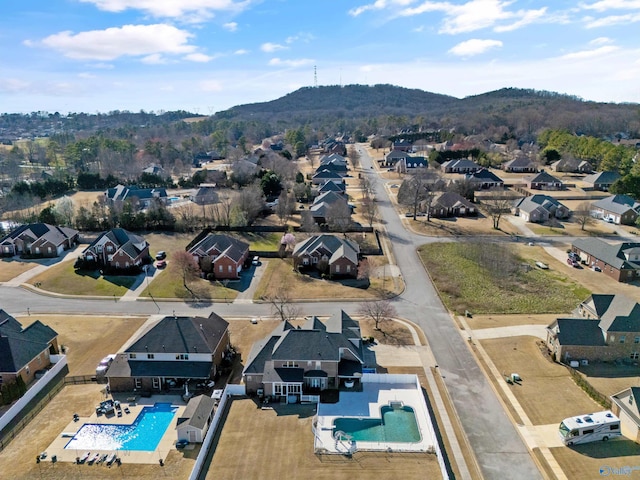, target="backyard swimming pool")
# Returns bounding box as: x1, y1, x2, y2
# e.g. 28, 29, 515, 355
333, 405, 421, 443
64, 403, 177, 451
